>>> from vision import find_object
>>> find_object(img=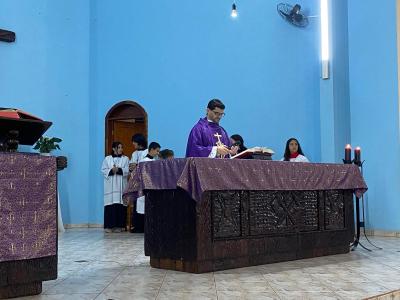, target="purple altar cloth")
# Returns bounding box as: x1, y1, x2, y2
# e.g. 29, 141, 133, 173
124, 158, 368, 203
0, 153, 57, 262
